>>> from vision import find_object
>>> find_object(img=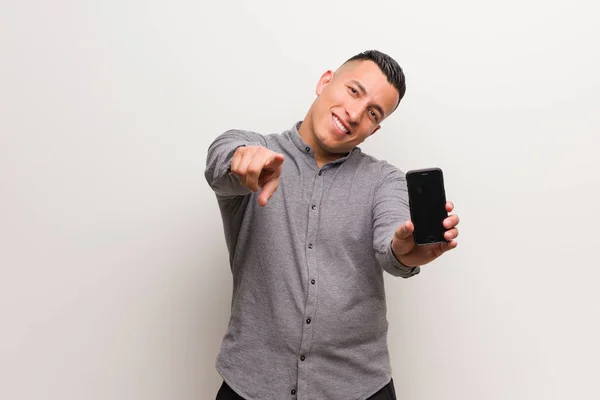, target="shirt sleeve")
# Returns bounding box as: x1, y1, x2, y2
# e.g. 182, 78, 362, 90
372, 162, 421, 278
204, 129, 267, 199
